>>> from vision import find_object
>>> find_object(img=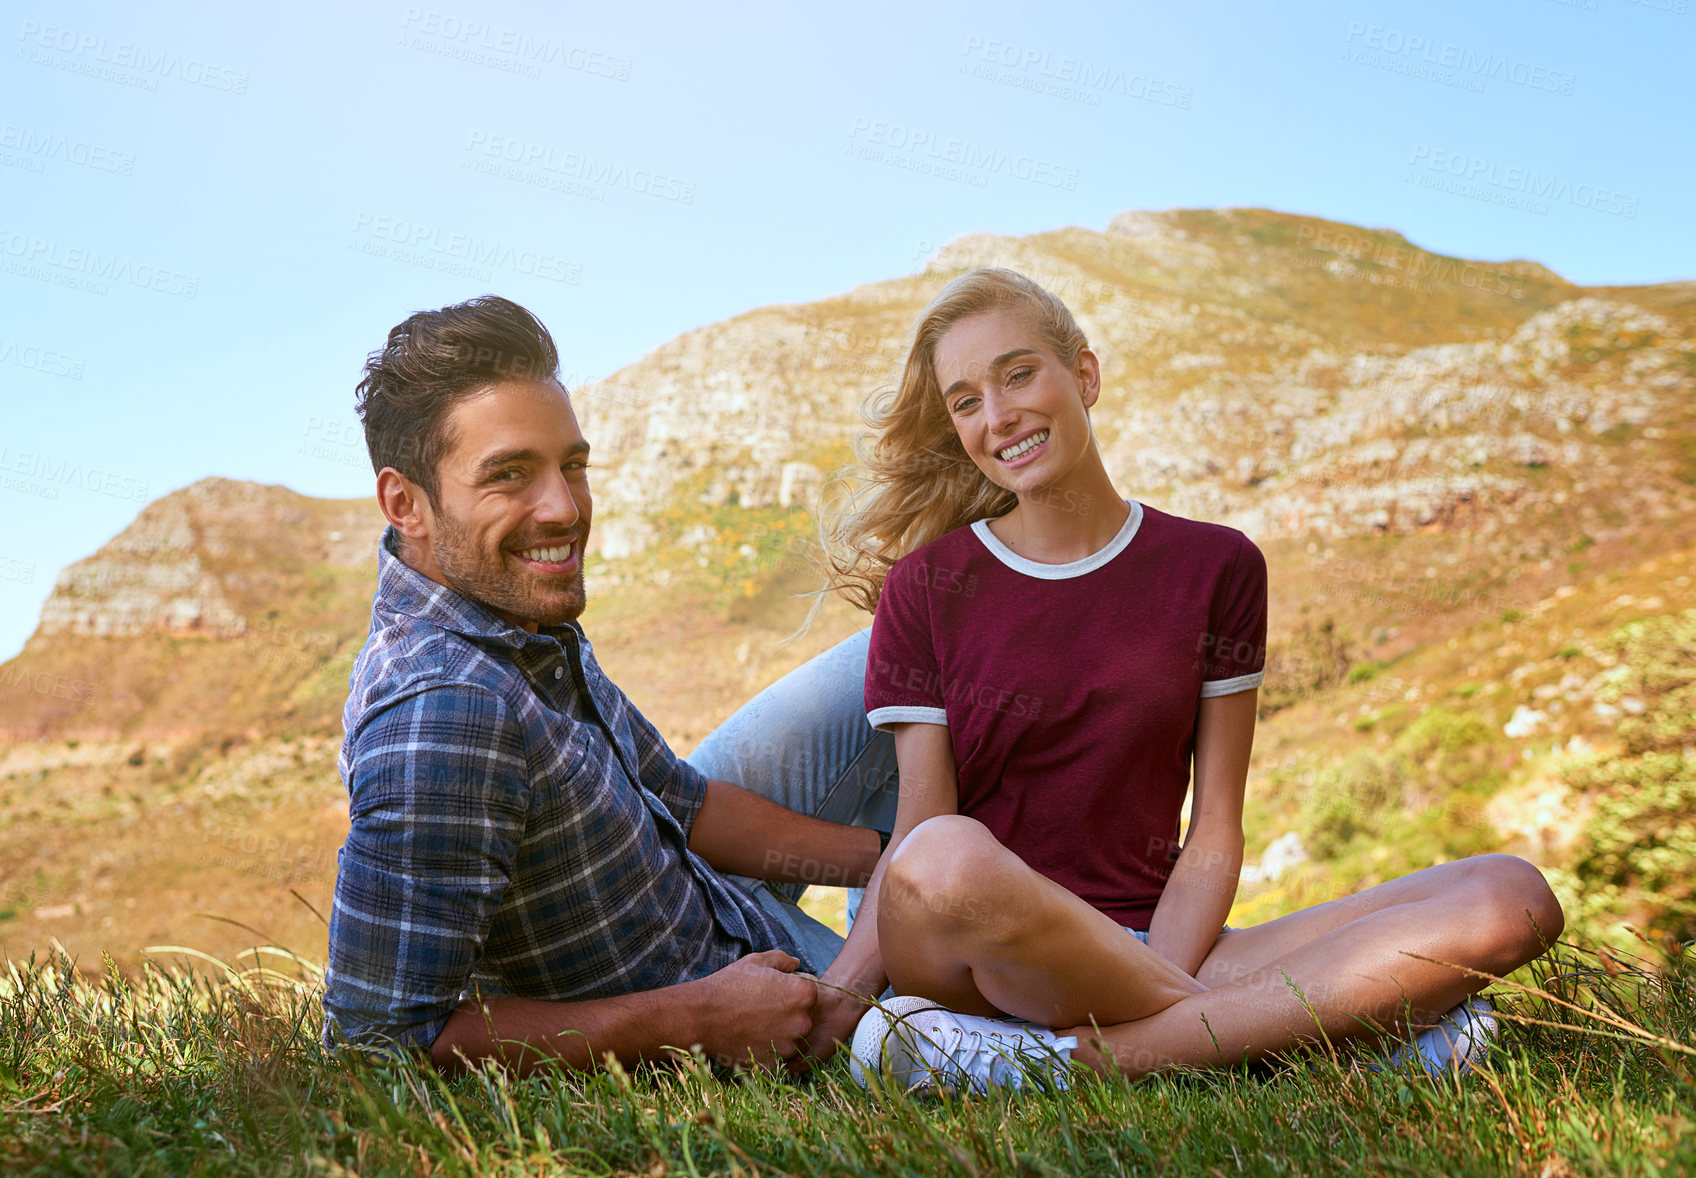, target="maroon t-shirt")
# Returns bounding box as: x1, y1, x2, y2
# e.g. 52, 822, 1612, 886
864, 500, 1267, 930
